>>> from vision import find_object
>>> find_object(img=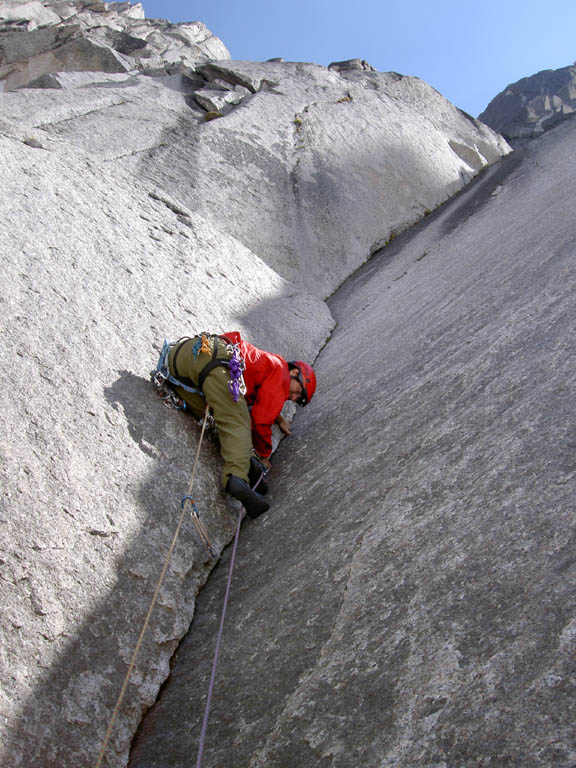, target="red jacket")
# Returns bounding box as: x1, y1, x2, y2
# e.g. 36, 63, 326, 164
223, 332, 290, 458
